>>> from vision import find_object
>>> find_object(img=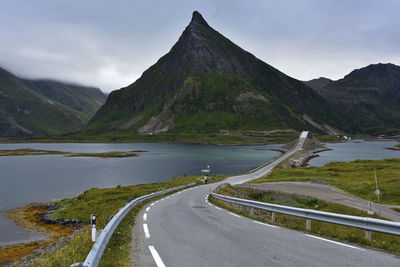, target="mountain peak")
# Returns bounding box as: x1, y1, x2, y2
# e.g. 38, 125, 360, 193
189, 11, 209, 27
